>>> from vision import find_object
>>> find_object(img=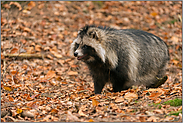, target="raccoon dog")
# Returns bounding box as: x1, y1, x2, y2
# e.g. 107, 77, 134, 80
71, 25, 169, 94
